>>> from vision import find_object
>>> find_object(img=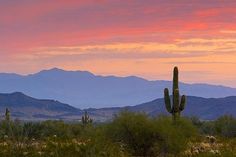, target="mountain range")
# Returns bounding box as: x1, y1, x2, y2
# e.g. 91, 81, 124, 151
0, 68, 236, 108
0, 92, 236, 121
